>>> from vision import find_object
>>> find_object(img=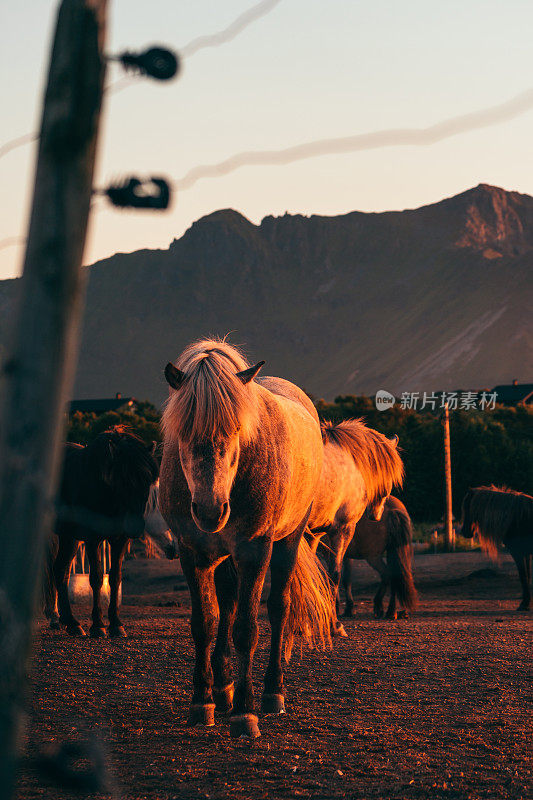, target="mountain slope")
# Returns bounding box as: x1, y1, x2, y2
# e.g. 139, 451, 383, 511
0, 184, 532, 404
